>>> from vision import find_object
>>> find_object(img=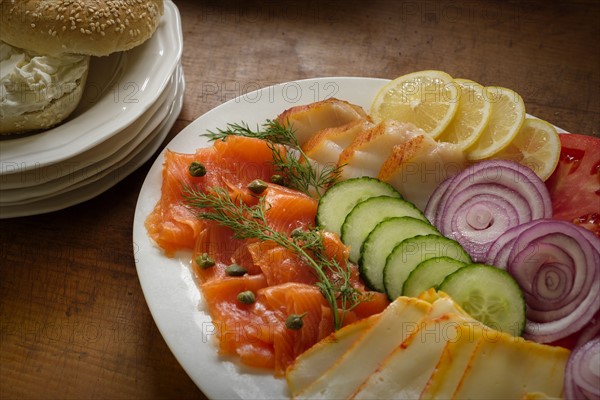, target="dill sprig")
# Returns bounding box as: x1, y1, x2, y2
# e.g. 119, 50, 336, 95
183, 185, 365, 329
204, 120, 342, 198
205, 121, 297, 147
